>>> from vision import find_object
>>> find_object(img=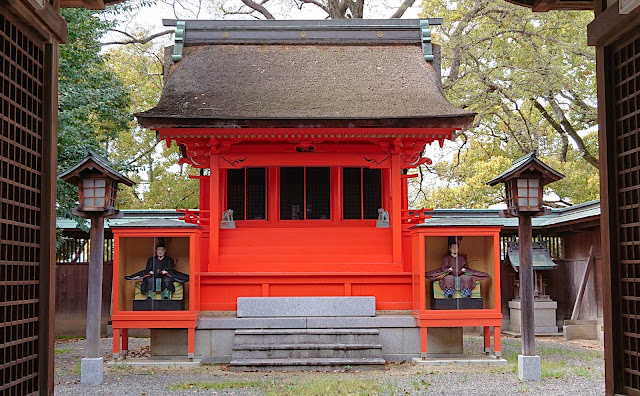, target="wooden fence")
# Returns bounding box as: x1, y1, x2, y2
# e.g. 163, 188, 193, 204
55, 238, 114, 335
